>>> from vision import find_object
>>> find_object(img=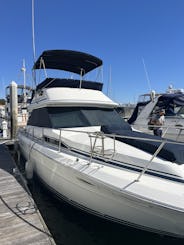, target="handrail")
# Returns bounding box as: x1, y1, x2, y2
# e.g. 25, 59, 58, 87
23, 126, 184, 182
88, 132, 116, 157
136, 141, 166, 181
89, 132, 98, 164
133, 122, 184, 130
132, 122, 184, 132
58, 128, 62, 152
56, 128, 183, 181
22, 126, 184, 146
133, 122, 184, 142
55, 128, 184, 145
